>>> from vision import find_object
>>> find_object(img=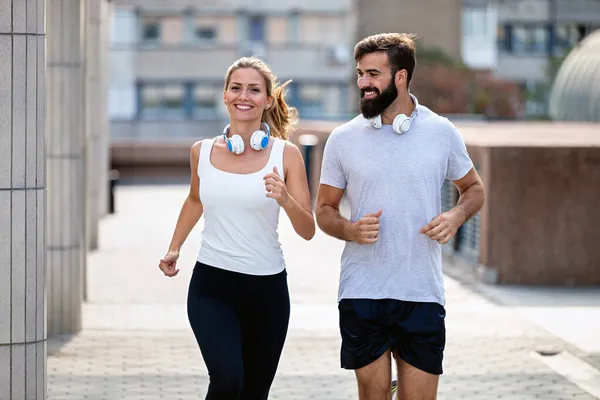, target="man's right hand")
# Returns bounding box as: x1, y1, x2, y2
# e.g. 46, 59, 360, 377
349, 210, 382, 244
